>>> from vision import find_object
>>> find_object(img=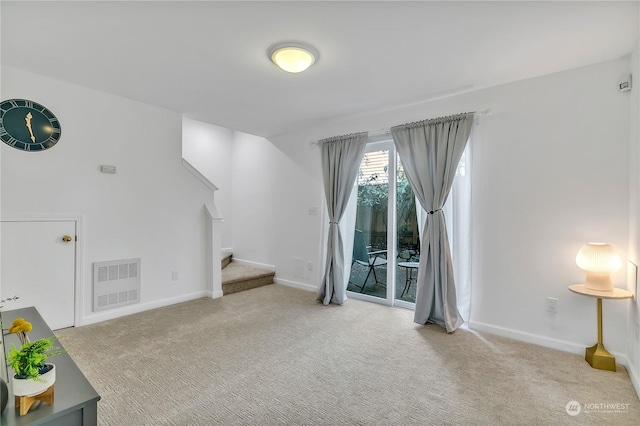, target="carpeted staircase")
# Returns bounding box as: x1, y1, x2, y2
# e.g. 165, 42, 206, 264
221, 252, 275, 295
